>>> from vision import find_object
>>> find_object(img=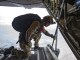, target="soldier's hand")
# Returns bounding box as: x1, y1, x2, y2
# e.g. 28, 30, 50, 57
50, 34, 55, 40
